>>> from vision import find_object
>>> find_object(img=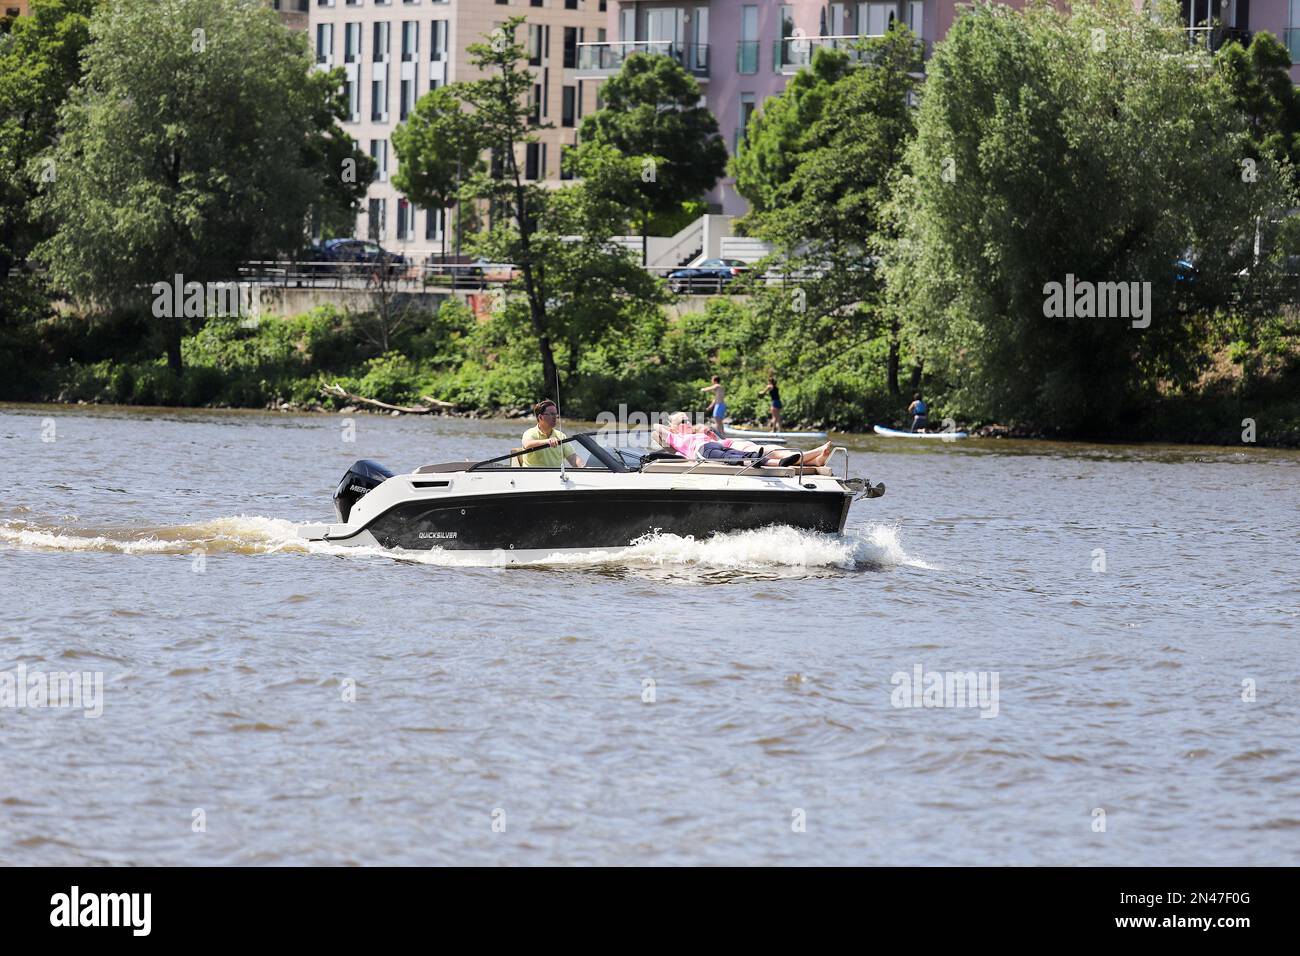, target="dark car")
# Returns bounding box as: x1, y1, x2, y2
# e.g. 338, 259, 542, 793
311, 238, 407, 278
667, 258, 750, 294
